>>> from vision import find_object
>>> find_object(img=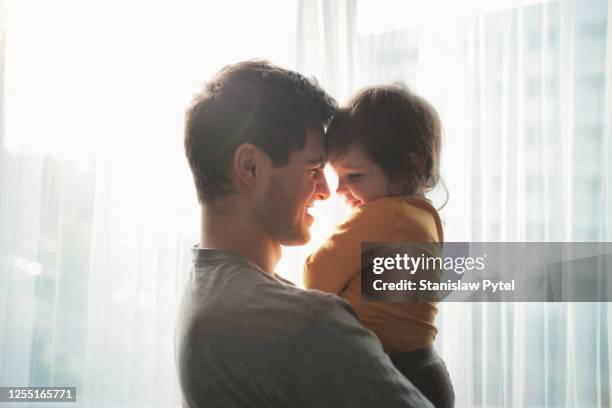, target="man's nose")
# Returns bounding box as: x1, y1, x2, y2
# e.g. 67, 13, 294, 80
336, 179, 346, 195
315, 173, 331, 201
